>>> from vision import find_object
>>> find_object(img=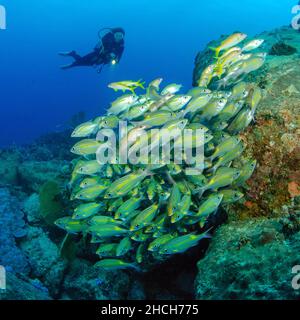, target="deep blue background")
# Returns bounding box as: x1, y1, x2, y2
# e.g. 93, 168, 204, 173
0, 0, 297, 146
